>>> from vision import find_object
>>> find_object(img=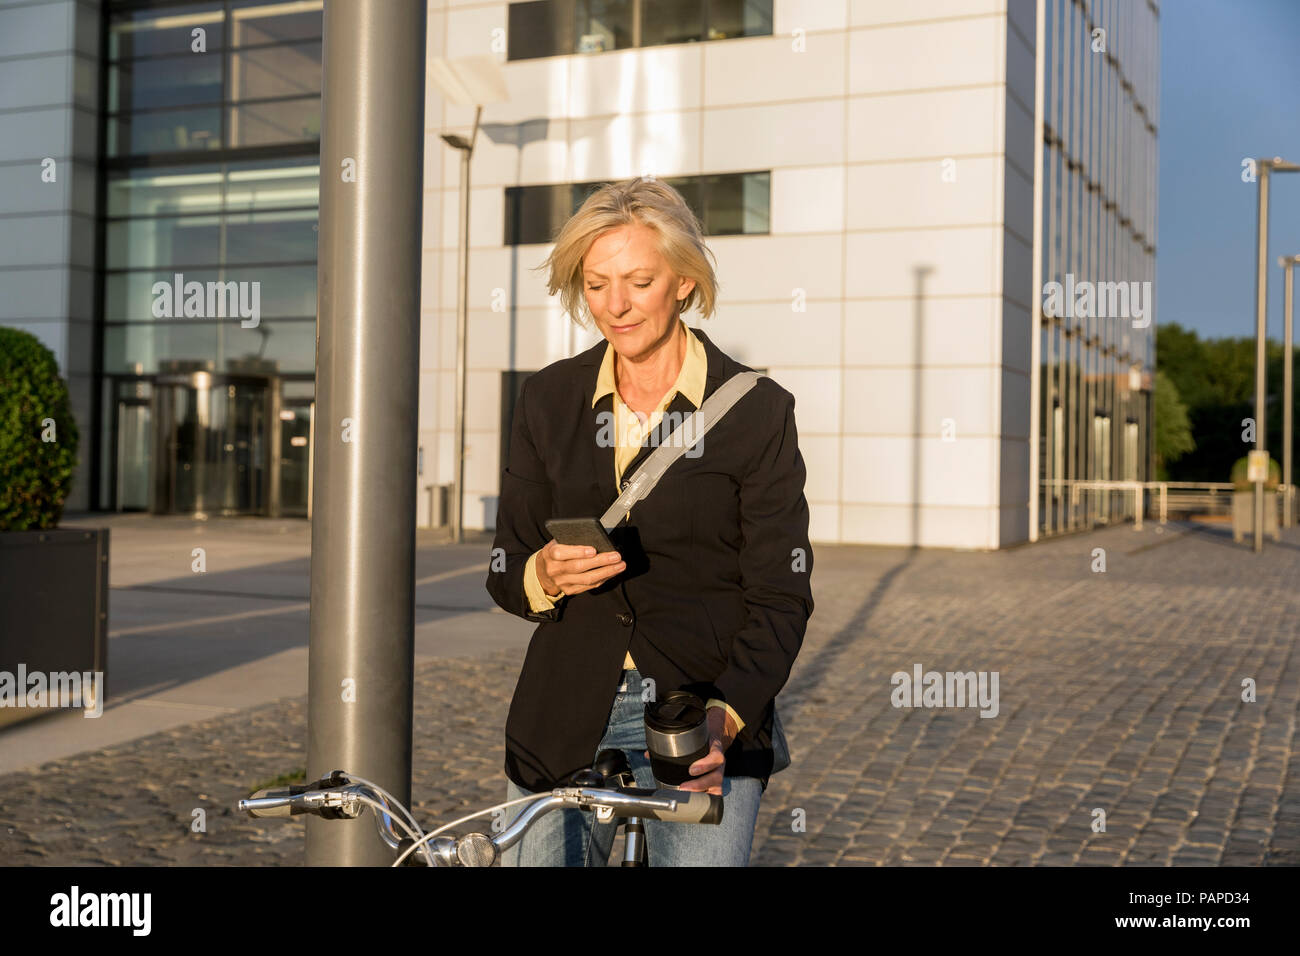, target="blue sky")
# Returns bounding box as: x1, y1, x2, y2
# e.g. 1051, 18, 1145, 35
1158, 0, 1300, 342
